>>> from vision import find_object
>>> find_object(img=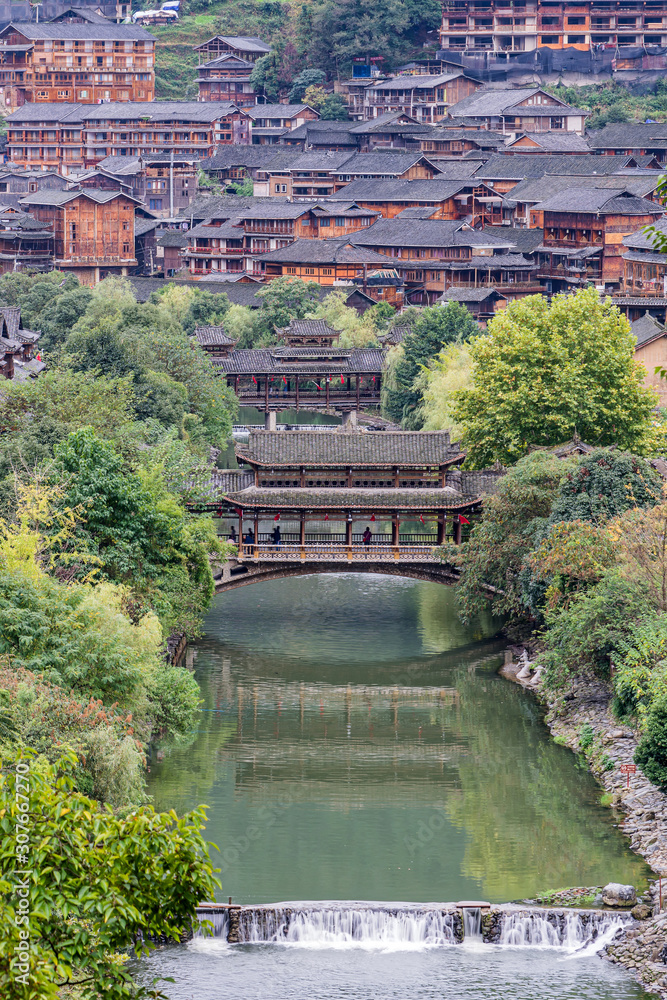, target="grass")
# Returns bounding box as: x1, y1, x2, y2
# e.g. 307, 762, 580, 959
149, 0, 293, 100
